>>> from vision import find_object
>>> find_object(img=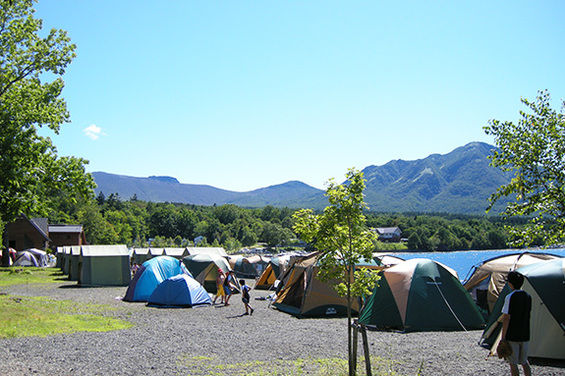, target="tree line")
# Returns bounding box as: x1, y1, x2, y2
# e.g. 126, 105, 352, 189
40, 190, 538, 253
